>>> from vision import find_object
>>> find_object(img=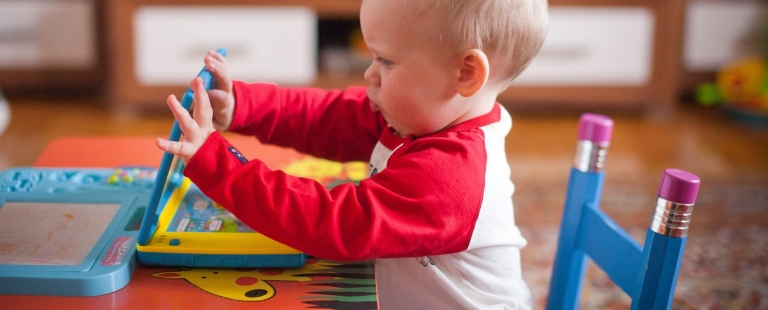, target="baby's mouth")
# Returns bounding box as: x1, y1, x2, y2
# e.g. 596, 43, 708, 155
366, 89, 380, 112
369, 101, 380, 112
